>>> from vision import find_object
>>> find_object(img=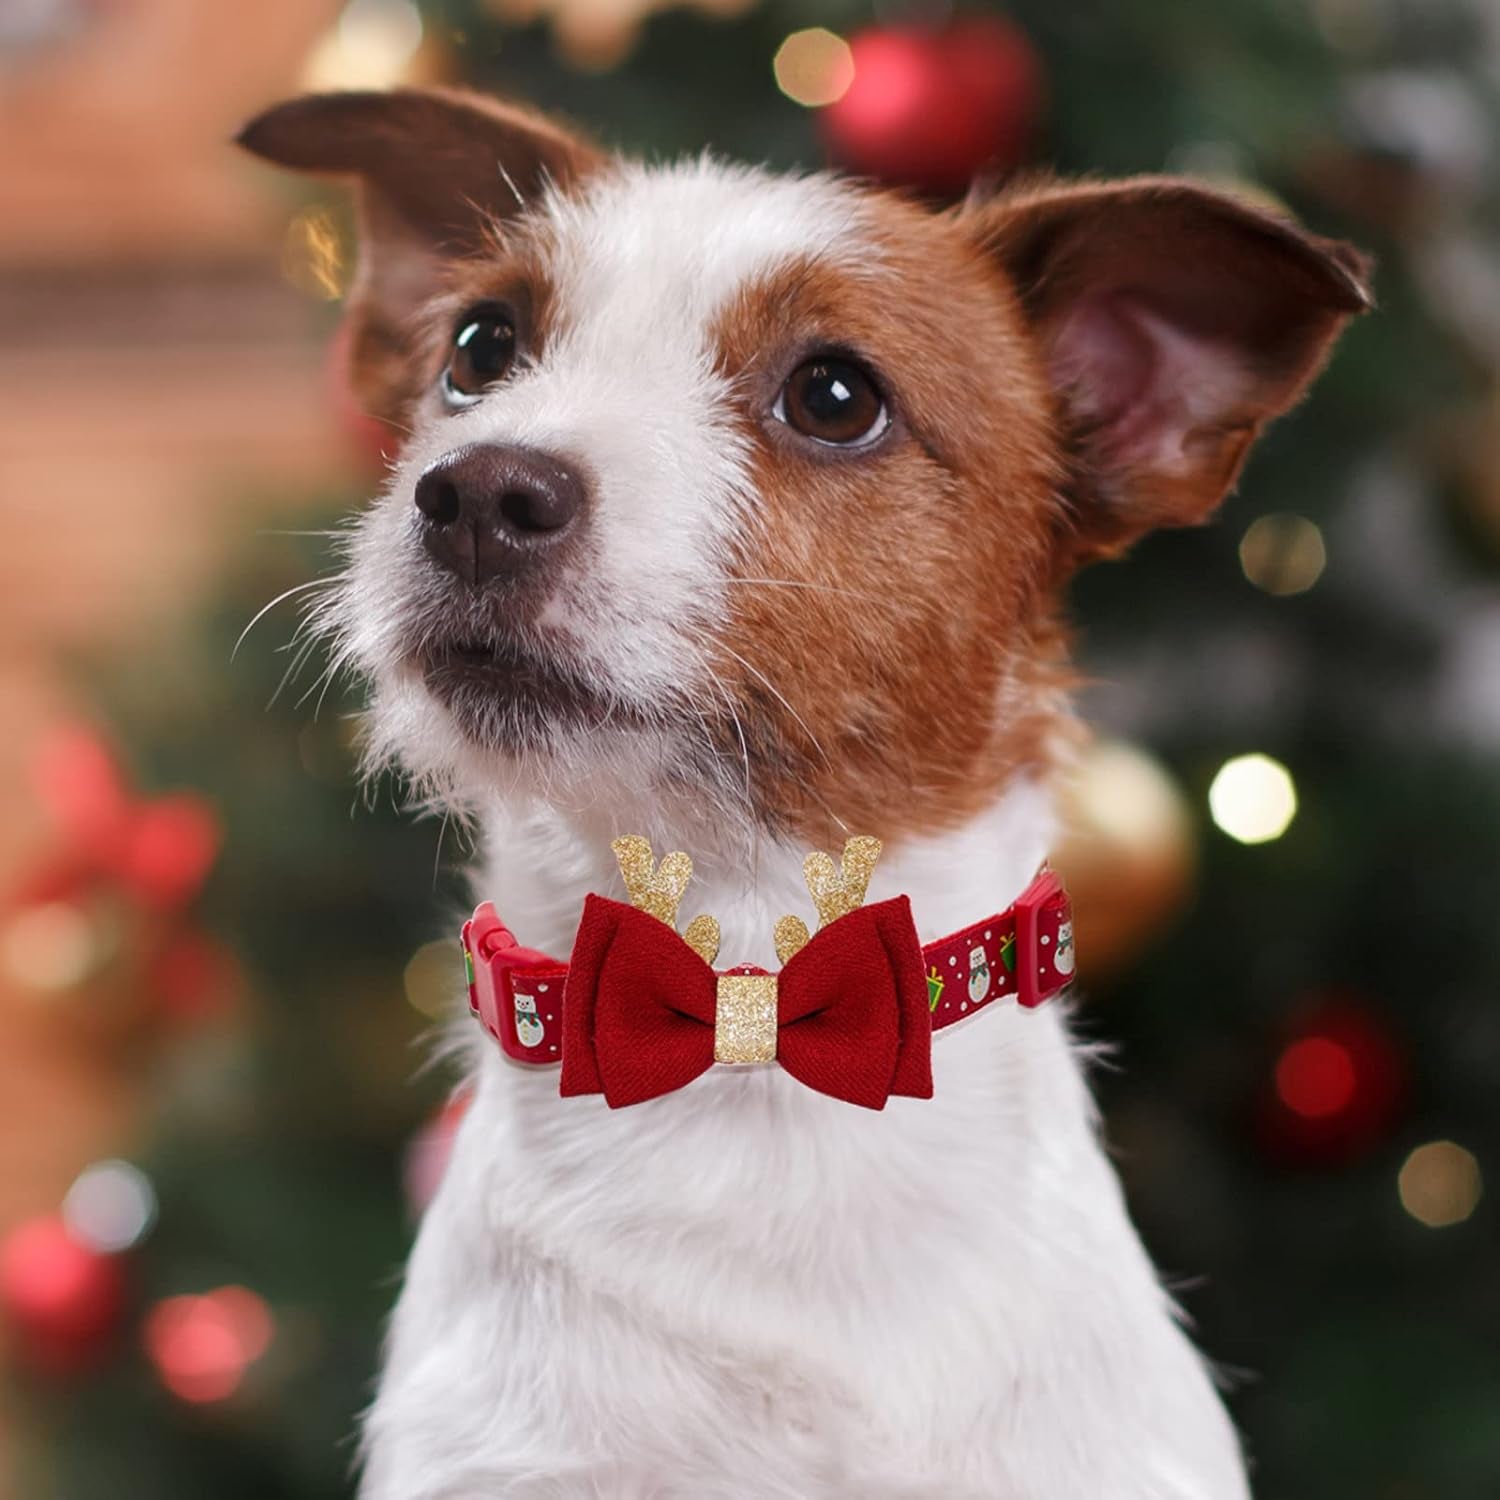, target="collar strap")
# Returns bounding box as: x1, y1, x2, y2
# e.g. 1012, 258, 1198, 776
463, 869, 1074, 1069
